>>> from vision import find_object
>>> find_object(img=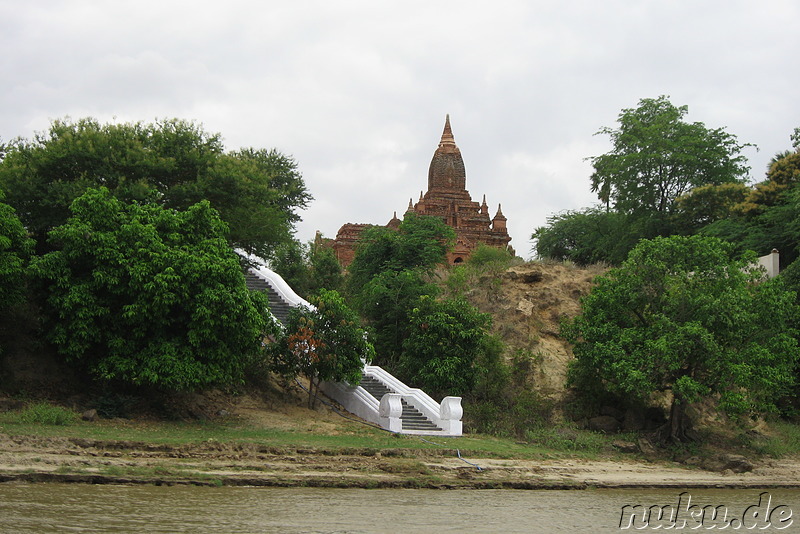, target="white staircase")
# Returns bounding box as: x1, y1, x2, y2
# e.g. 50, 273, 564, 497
238, 250, 463, 437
